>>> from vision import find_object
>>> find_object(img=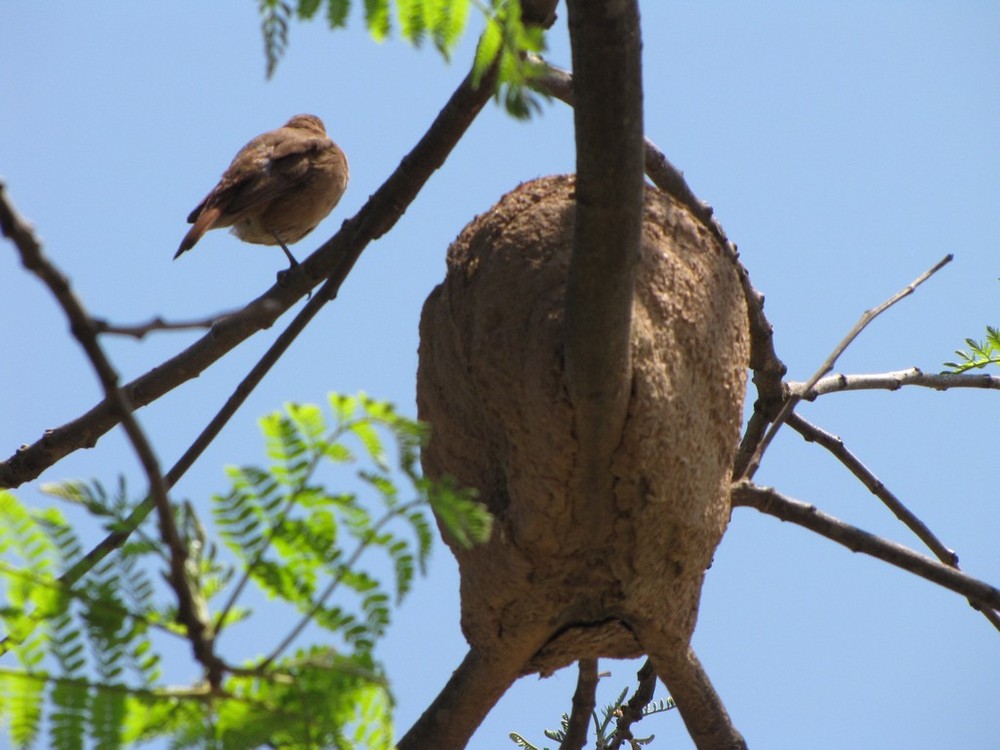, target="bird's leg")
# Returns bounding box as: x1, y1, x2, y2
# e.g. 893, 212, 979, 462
270, 230, 300, 268
270, 229, 311, 297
